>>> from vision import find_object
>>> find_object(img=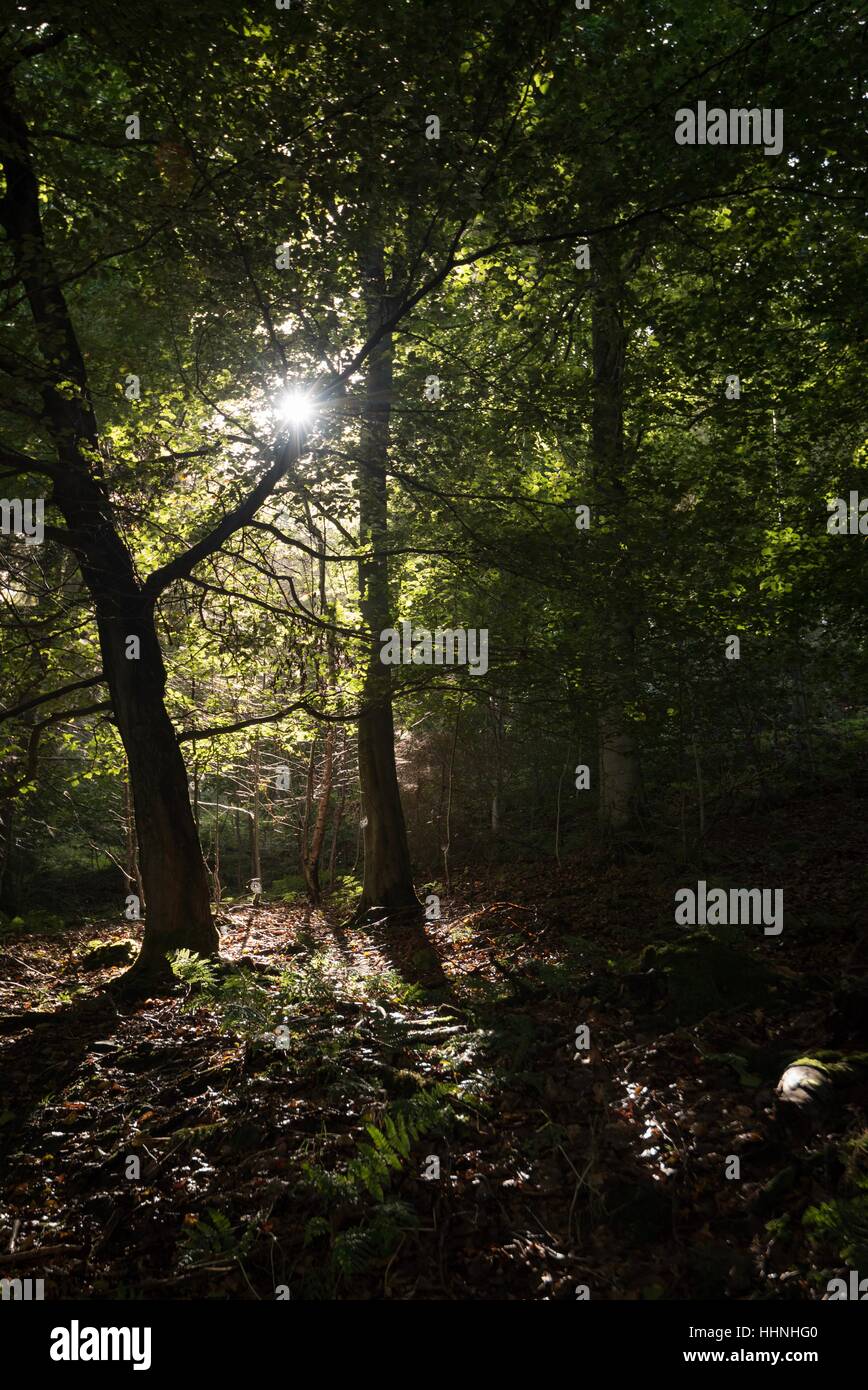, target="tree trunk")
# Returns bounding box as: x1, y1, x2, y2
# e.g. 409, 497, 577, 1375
590, 229, 641, 834
442, 698, 461, 897
328, 769, 347, 889
303, 727, 334, 905
303, 512, 337, 905
212, 788, 222, 909
299, 736, 315, 872
0, 75, 218, 986
250, 740, 262, 897
123, 776, 143, 911
354, 244, 419, 917
97, 596, 217, 976
489, 696, 504, 838
235, 807, 244, 892
0, 804, 14, 913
